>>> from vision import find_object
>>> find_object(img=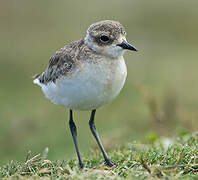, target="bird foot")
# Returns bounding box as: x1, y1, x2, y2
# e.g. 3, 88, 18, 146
79, 162, 84, 169
104, 159, 116, 167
